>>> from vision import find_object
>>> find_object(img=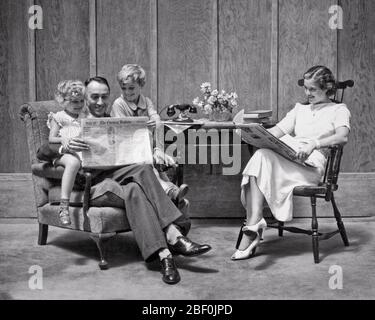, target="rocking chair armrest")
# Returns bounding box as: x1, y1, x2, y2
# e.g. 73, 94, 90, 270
82, 171, 92, 214
327, 144, 341, 151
